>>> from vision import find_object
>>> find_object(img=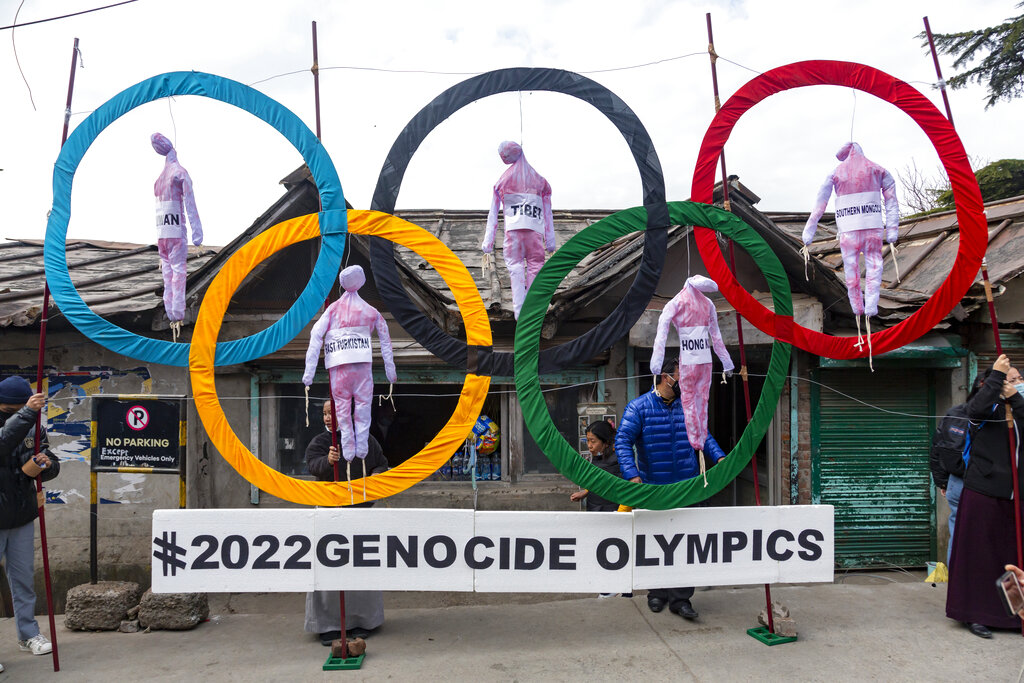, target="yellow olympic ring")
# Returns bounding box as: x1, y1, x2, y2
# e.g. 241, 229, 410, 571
189, 210, 492, 506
